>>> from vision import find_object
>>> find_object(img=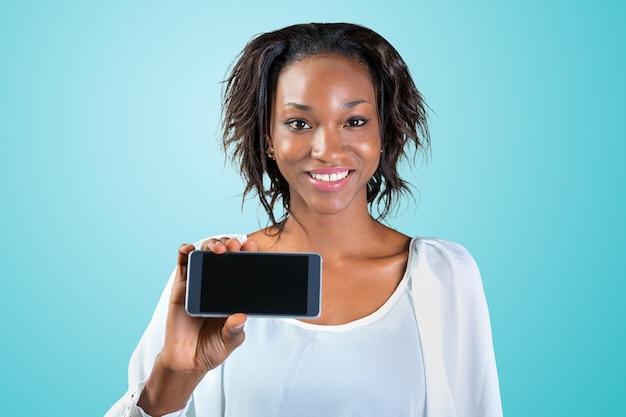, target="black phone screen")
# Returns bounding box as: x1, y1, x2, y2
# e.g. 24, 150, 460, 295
186, 251, 322, 317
